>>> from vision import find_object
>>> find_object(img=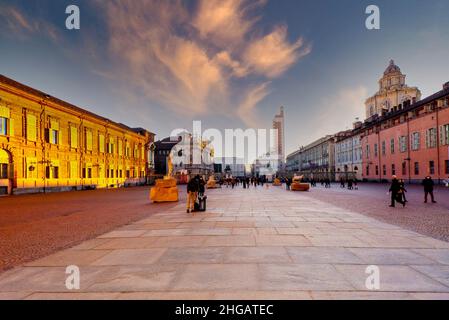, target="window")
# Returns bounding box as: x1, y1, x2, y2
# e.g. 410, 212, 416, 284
125, 142, 131, 157
26, 114, 37, 141
83, 167, 92, 179
99, 134, 105, 153
411, 132, 420, 151
381, 141, 386, 155
426, 128, 437, 148
382, 165, 387, 176
429, 161, 435, 175
390, 138, 395, 154
49, 119, 60, 145
399, 136, 407, 153
440, 124, 449, 146
0, 117, 7, 136
374, 144, 378, 157
118, 140, 123, 156
0, 163, 8, 179
375, 165, 379, 176
70, 161, 78, 179
0, 106, 10, 136
108, 138, 115, 154
46, 166, 59, 179
402, 162, 407, 175
366, 145, 370, 159
51, 129, 59, 144
446, 160, 449, 174
70, 126, 78, 148
414, 162, 419, 175
392, 164, 396, 176
86, 130, 93, 151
